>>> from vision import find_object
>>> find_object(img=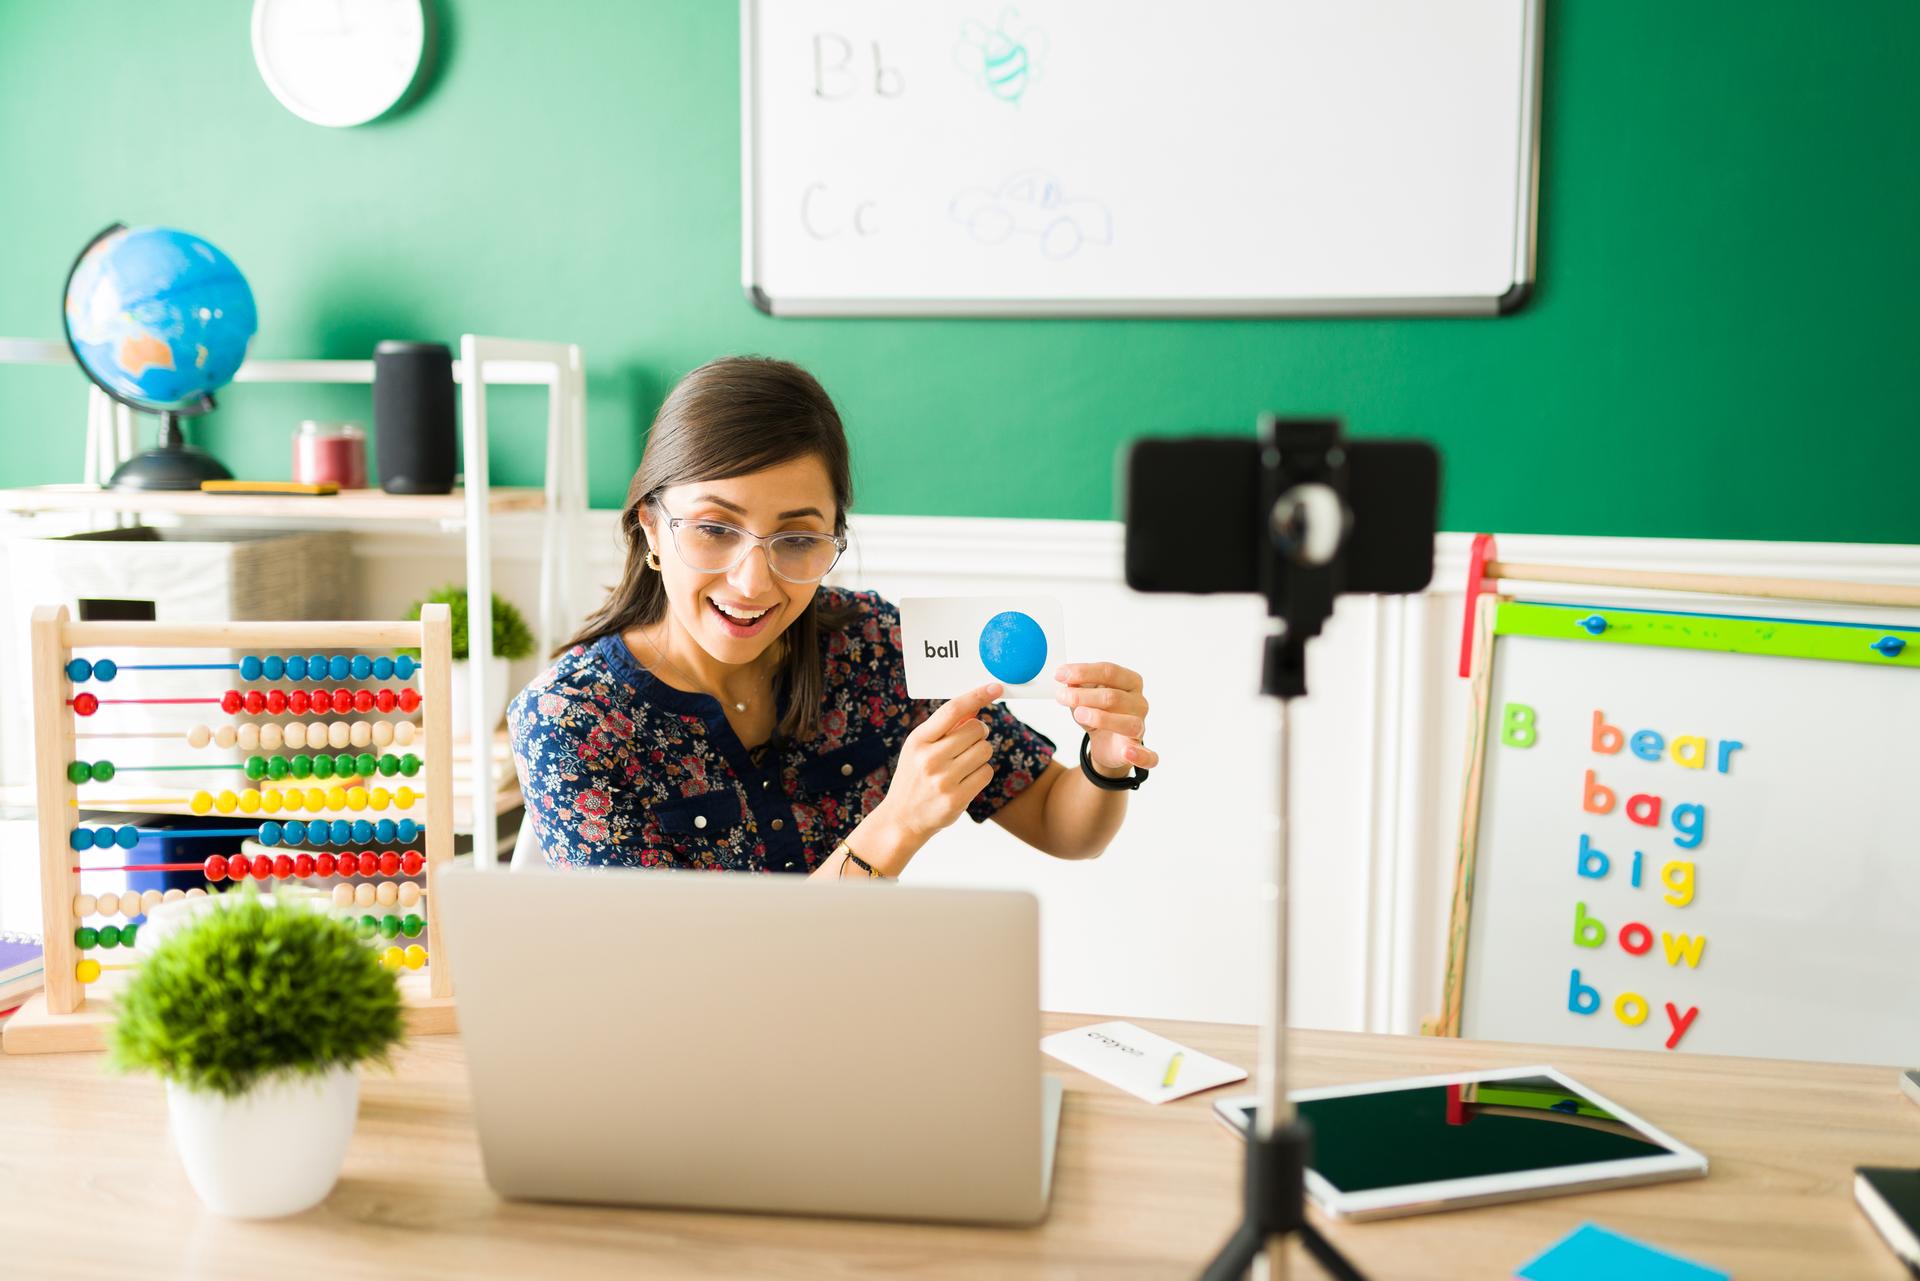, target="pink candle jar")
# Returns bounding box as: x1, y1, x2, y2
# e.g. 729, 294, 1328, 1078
292, 421, 368, 490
